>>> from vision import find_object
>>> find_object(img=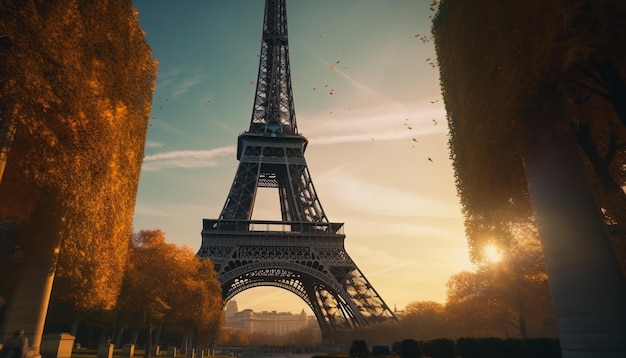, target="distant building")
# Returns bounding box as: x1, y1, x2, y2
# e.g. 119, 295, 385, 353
393, 304, 405, 319
224, 300, 314, 335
